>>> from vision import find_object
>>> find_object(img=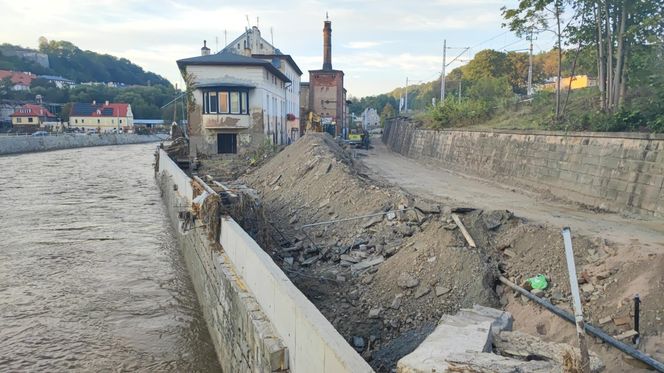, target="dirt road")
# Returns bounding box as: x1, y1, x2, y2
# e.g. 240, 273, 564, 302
360, 137, 664, 255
